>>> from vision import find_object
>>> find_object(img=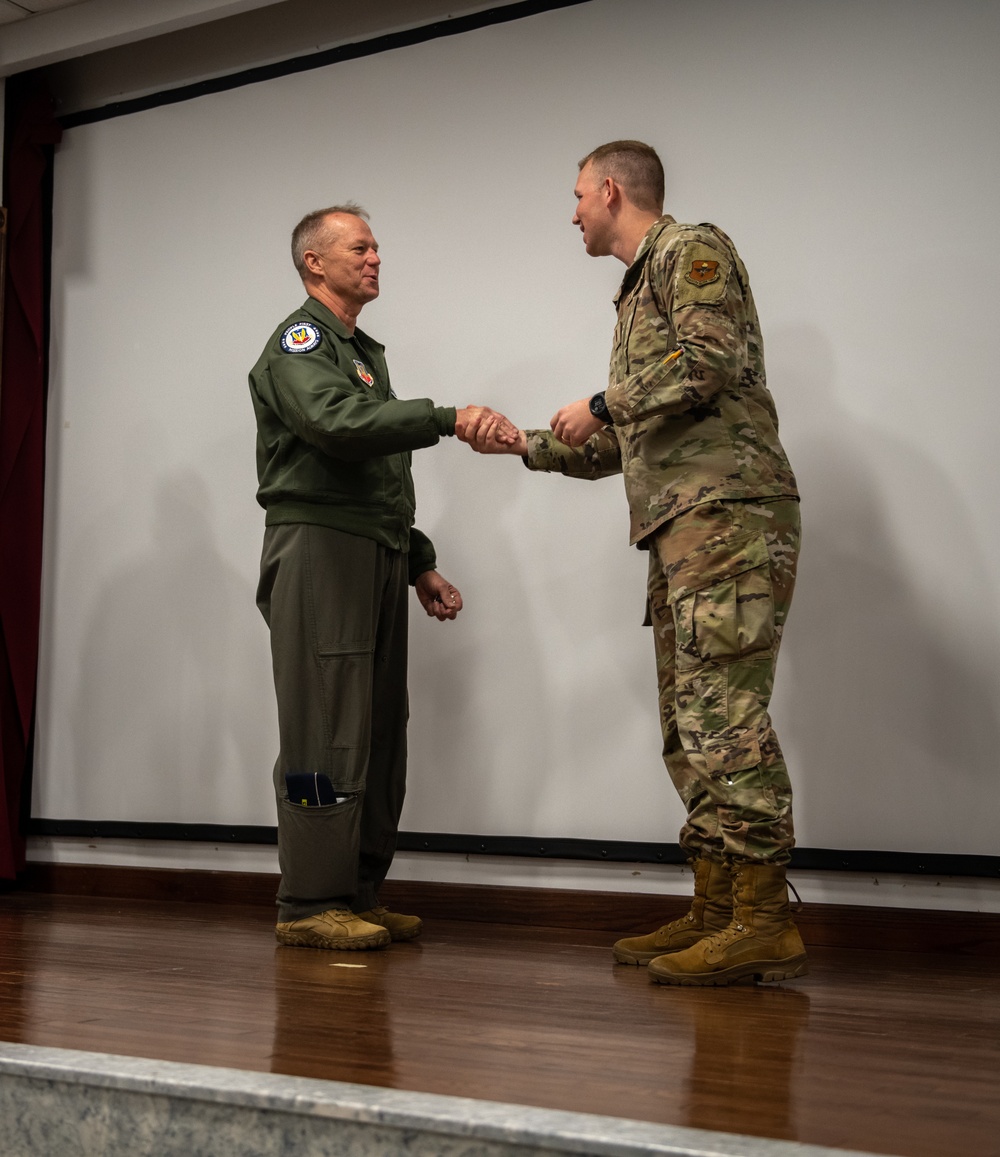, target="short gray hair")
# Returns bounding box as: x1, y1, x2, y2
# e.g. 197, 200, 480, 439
291, 202, 369, 278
